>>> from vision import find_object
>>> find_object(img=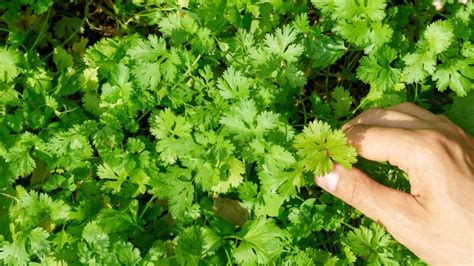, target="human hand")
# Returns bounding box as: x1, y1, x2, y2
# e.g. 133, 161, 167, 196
315, 102, 474, 265
432, 0, 468, 11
